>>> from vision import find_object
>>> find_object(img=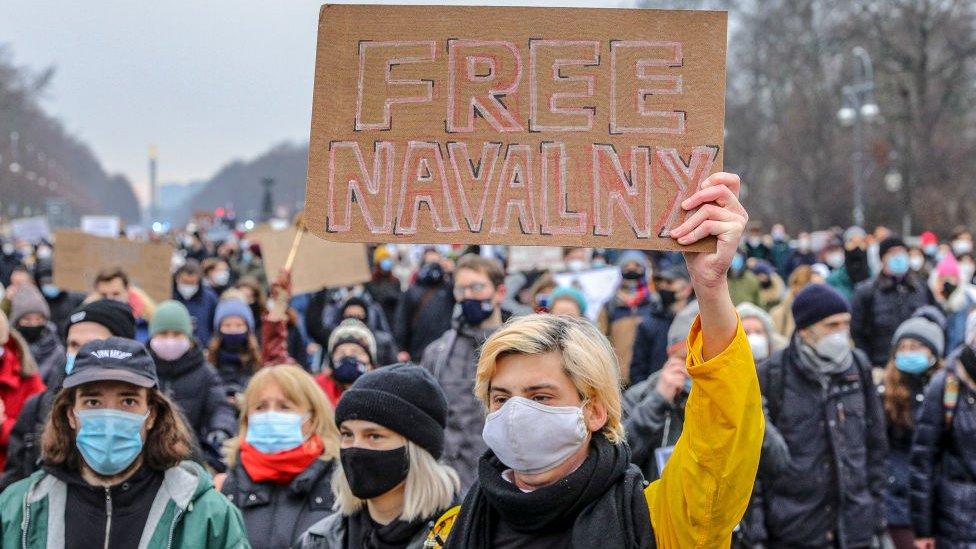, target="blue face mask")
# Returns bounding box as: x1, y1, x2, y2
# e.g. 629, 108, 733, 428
332, 355, 368, 384
65, 353, 76, 374
379, 258, 394, 272
41, 284, 60, 298
246, 411, 307, 454
75, 409, 148, 476
886, 254, 910, 276
730, 255, 745, 273
460, 298, 494, 326
895, 352, 931, 375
